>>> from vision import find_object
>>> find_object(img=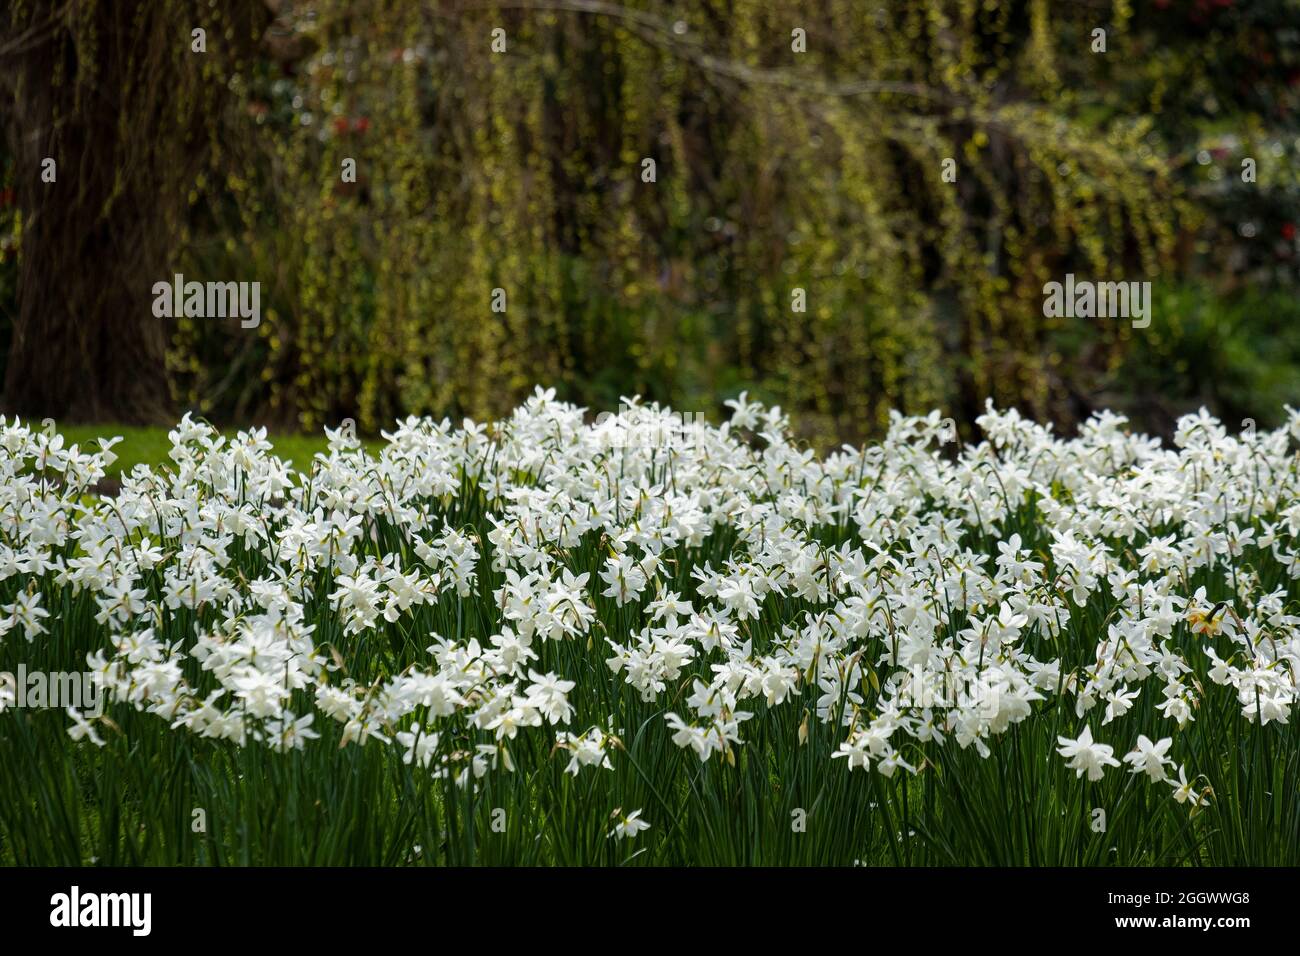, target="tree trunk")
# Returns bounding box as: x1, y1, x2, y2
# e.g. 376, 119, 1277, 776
0, 1, 268, 424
